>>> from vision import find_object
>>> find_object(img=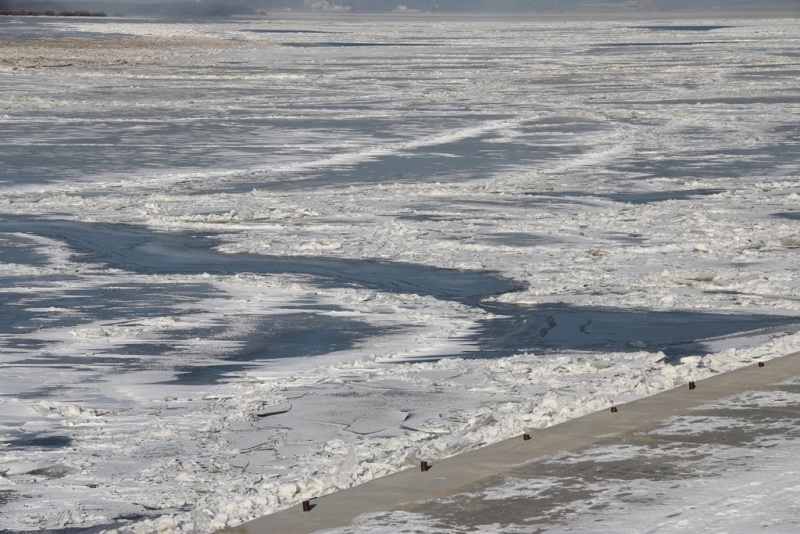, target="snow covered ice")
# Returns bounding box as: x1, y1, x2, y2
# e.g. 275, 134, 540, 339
1, 13, 800, 533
